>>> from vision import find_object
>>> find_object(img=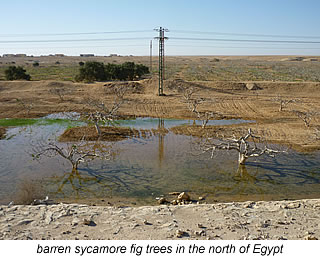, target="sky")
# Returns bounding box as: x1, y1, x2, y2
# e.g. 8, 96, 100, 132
0, 0, 320, 56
